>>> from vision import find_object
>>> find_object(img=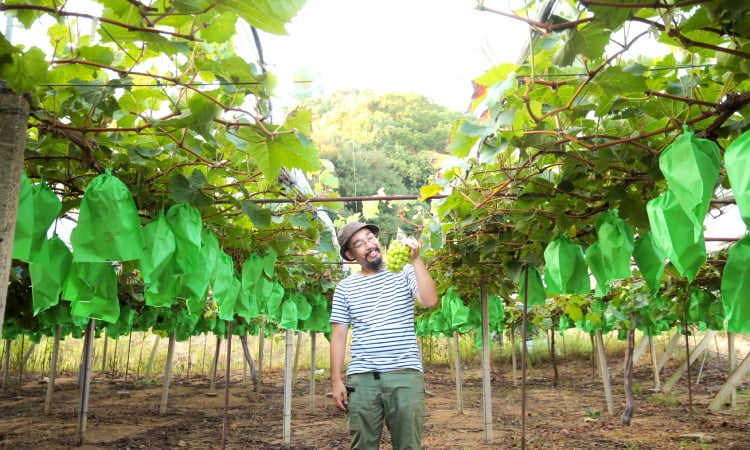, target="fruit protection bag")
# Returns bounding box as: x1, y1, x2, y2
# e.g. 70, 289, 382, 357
62, 261, 119, 323
13, 174, 61, 264
71, 169, 144, 262
29, 235, 73, 315
518, 266, 546, 305
543, 234, 590, 295
721, 234, 750, 334
724, 128, 750, 228
632, 232, 665, 293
